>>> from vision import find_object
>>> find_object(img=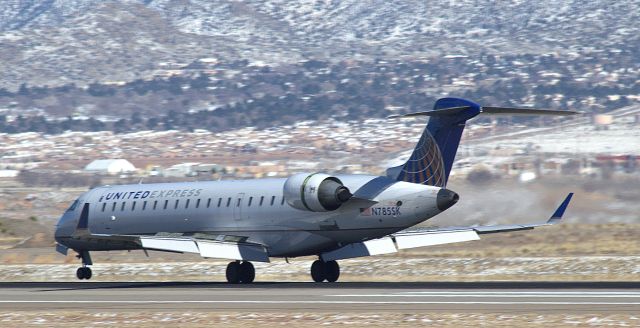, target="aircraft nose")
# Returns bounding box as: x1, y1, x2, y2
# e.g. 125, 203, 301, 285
54, 222, 63, 238
436, 188, 459, 211
54, 212, 75, 240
